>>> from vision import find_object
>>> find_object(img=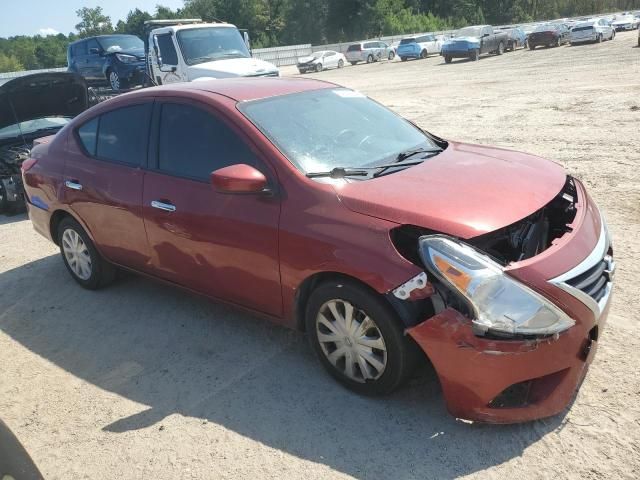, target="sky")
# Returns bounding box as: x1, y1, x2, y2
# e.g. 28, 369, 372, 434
0, 0, 185, 38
